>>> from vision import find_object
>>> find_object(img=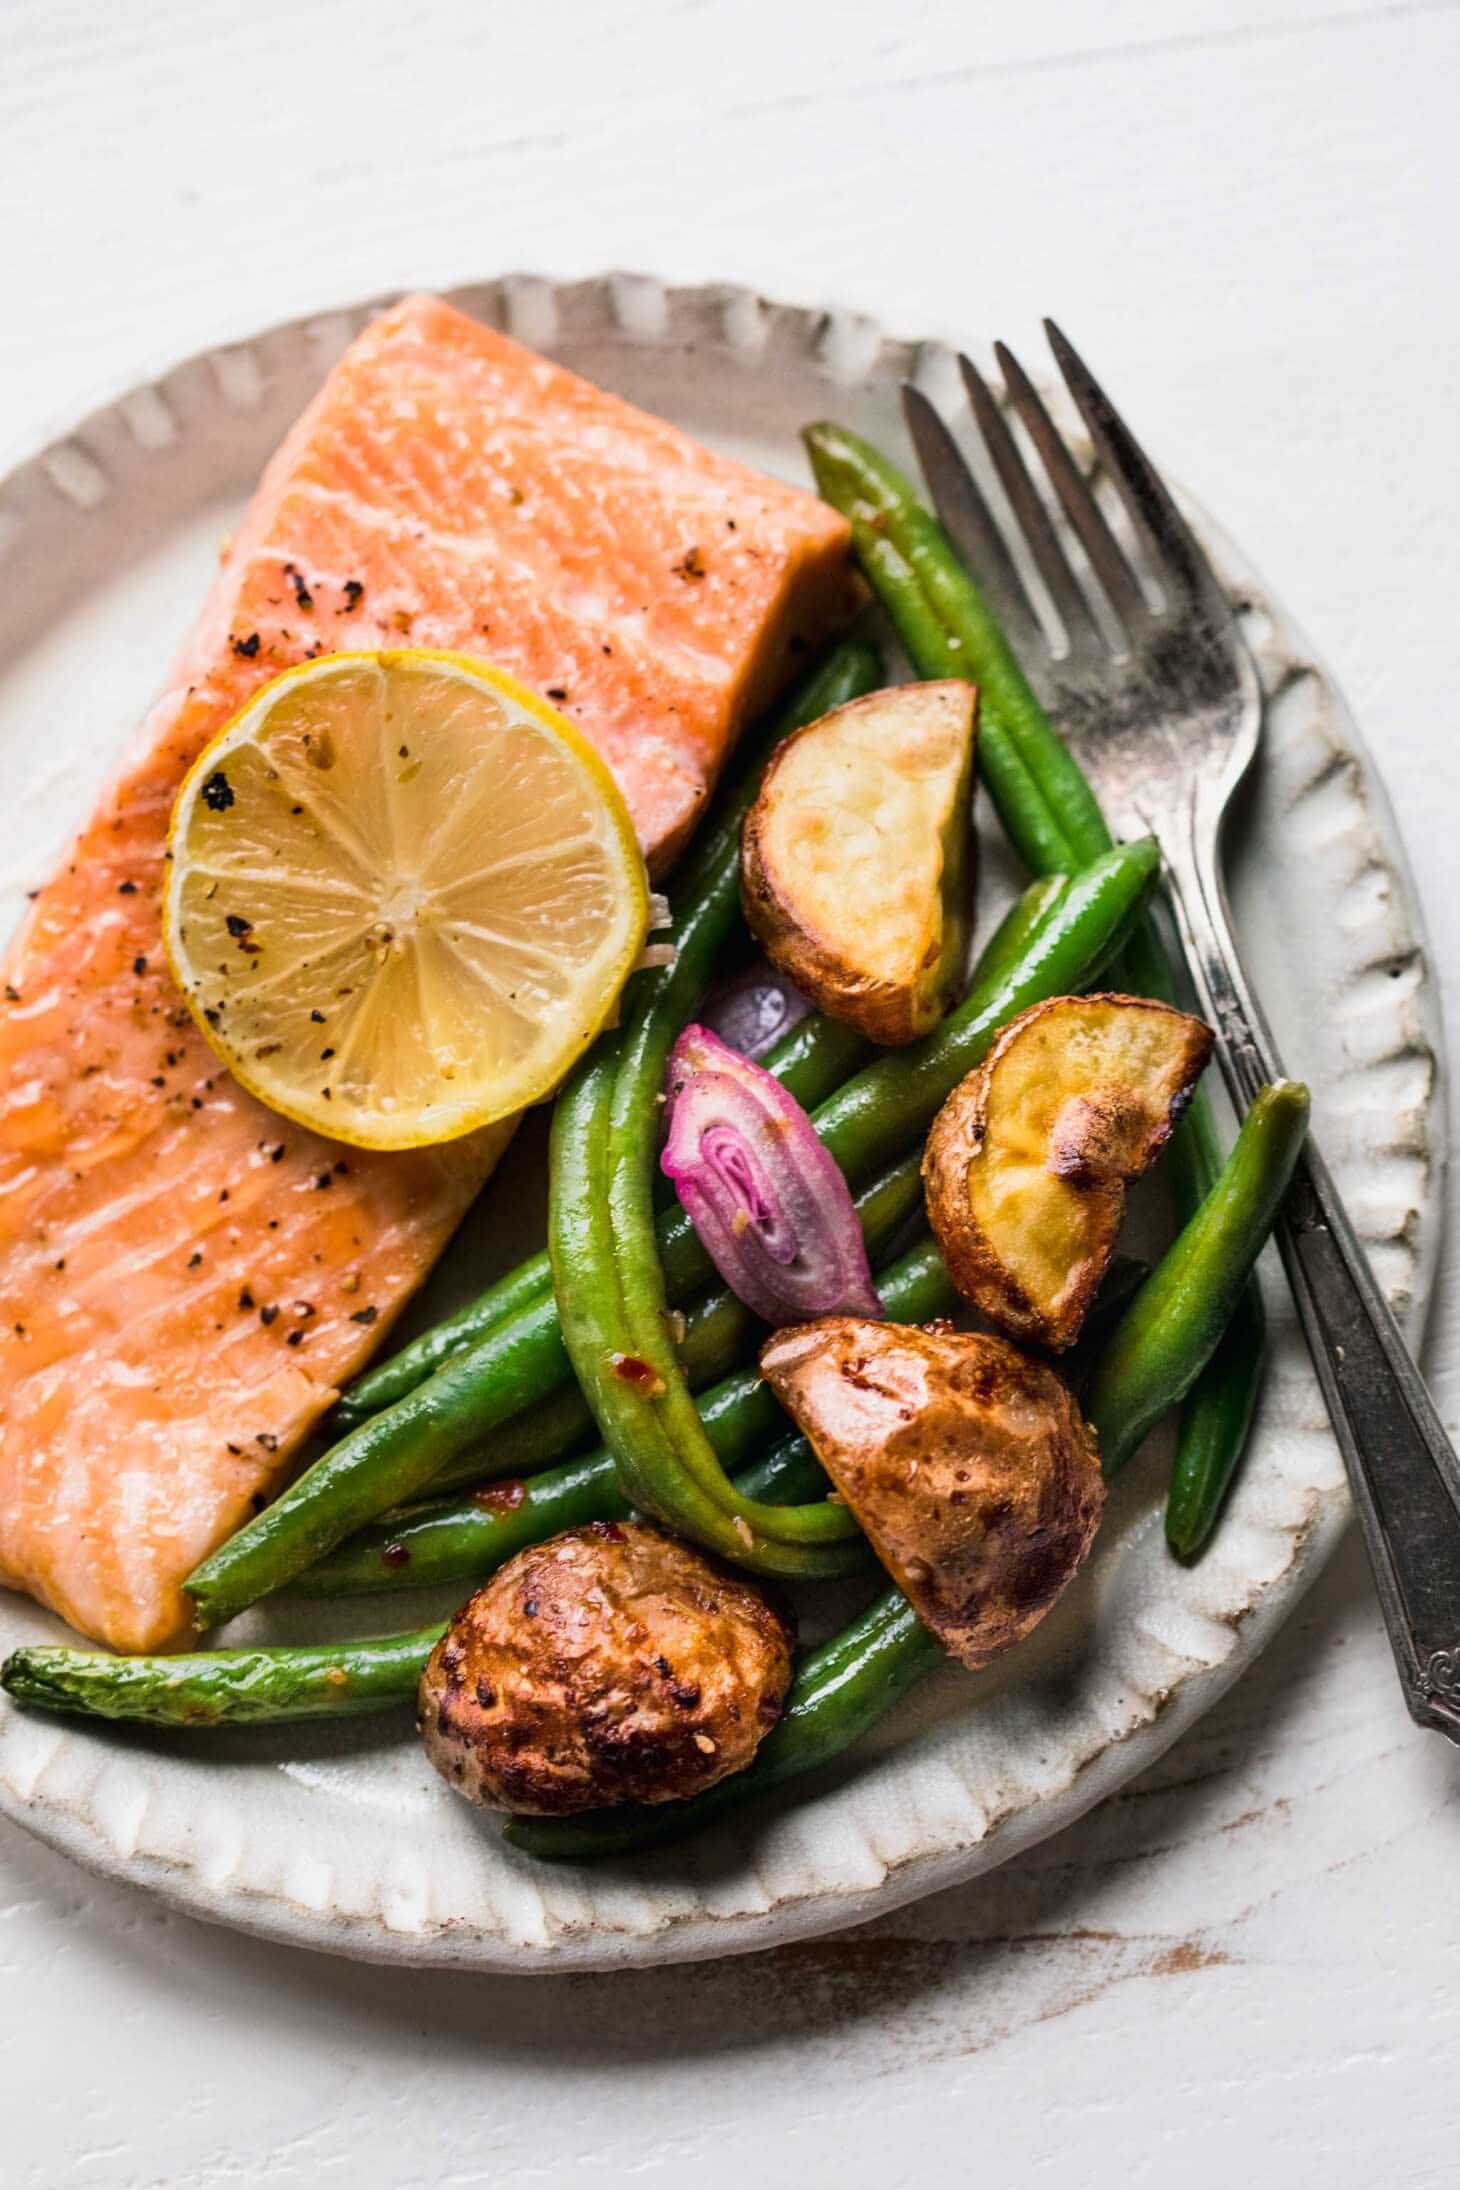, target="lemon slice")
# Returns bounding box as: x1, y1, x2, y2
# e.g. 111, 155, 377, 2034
165, 650, 648, 1150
